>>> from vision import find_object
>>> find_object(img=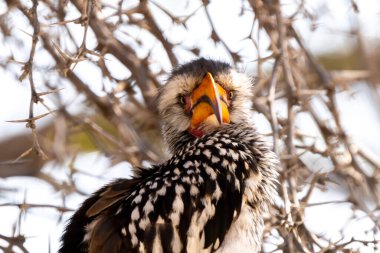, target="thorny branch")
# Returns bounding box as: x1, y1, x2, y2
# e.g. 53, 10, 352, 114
17, 0, 49, 161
